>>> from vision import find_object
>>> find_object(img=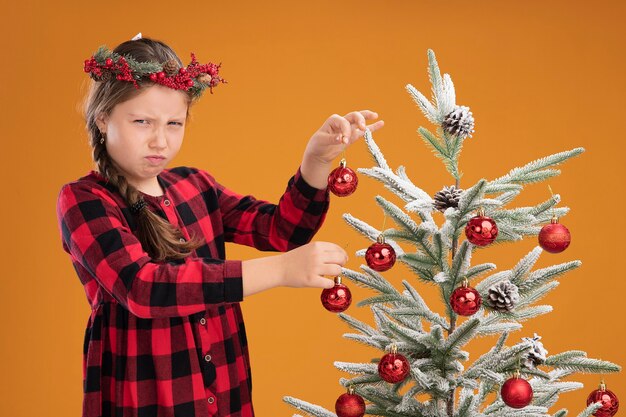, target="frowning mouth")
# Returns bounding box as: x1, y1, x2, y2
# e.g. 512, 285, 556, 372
146, 156, 165, 165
